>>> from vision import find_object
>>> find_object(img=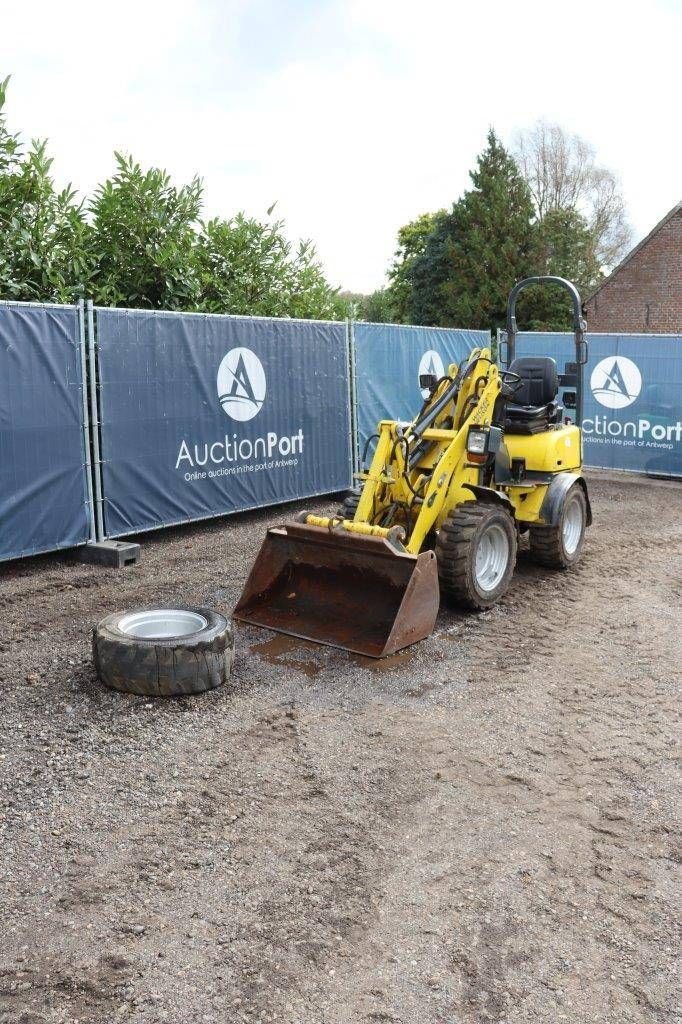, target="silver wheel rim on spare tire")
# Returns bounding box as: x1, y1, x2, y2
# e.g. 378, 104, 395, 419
562, 495, 584, 555
474, 523, 510, 592
118, 609, 208, 639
